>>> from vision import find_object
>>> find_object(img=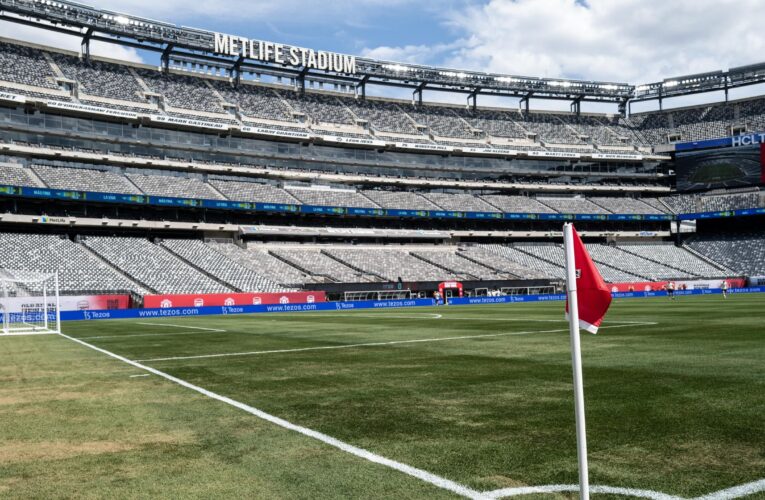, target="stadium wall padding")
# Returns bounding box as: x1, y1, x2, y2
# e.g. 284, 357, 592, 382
56, 287, 765, 322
